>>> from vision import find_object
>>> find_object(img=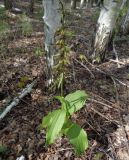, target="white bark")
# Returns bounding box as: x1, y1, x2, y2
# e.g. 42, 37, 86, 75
80, 0, 85, 8
93, 0, 122, 60
0, 80, 36, 121
43, 0, 61, 84
16, 155, 25, 160
71, 0, 77, 9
